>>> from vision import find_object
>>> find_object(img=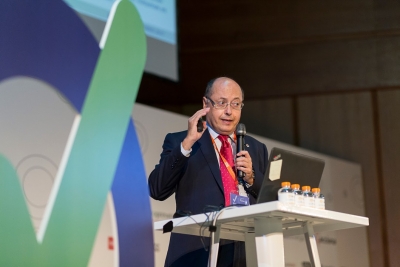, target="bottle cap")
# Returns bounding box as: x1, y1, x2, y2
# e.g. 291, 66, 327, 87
302, 185, 310, 191
312, 188, 320, 193
291, 184, 300, 190
281, 181, 291, 187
